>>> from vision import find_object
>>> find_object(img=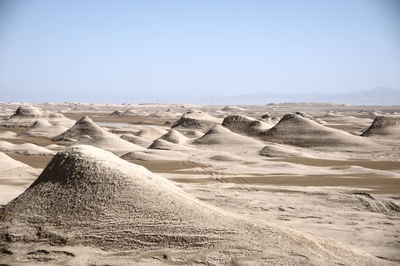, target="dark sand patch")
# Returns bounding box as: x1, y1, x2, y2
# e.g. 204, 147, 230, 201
171, 173, 400, 194
6, 153, 53, 169
268, 157, 400, 171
